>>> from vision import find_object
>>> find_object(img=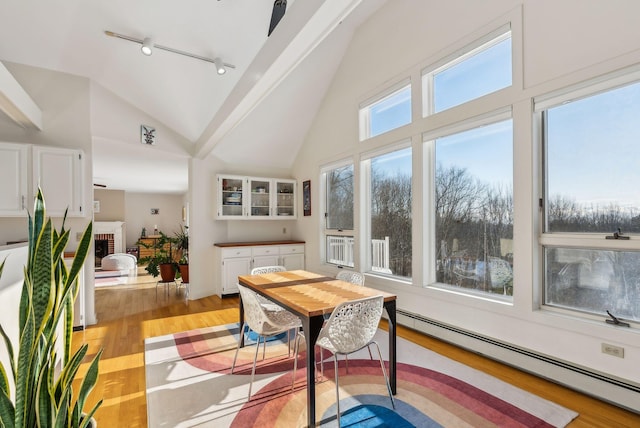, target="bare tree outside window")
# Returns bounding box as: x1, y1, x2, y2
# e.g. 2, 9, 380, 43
370, 147, 412, 277
433, 119, 514, 296
326, 165, 354, 230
